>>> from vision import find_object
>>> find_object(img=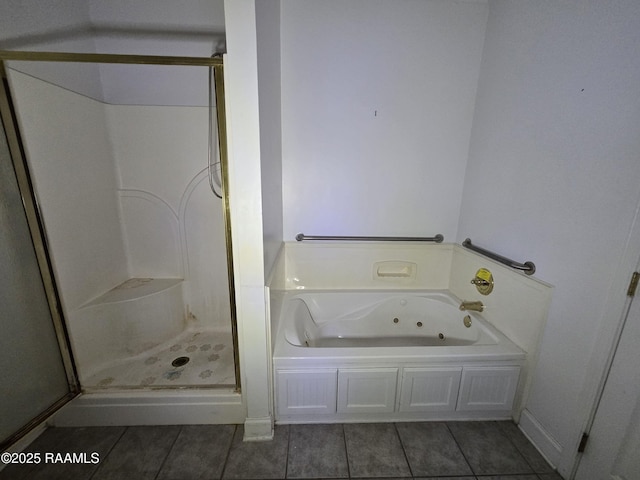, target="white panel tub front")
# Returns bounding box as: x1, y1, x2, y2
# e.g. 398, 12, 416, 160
276, 369, 337, 416
400, 367, 462, 412
337, 368, 398, 414
457, 366, 520, 411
